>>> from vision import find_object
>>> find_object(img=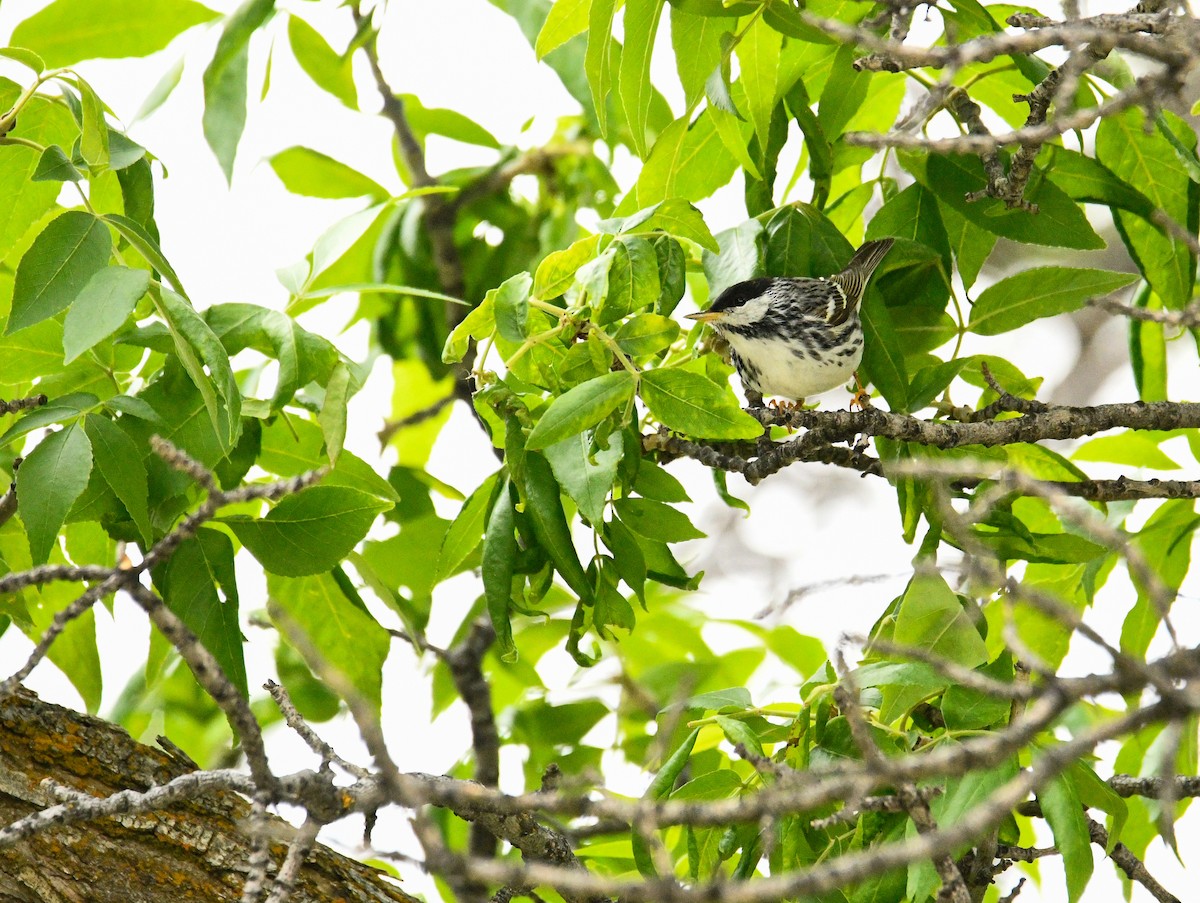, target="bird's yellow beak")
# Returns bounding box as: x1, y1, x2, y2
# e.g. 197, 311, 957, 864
685, 310, 723, 323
